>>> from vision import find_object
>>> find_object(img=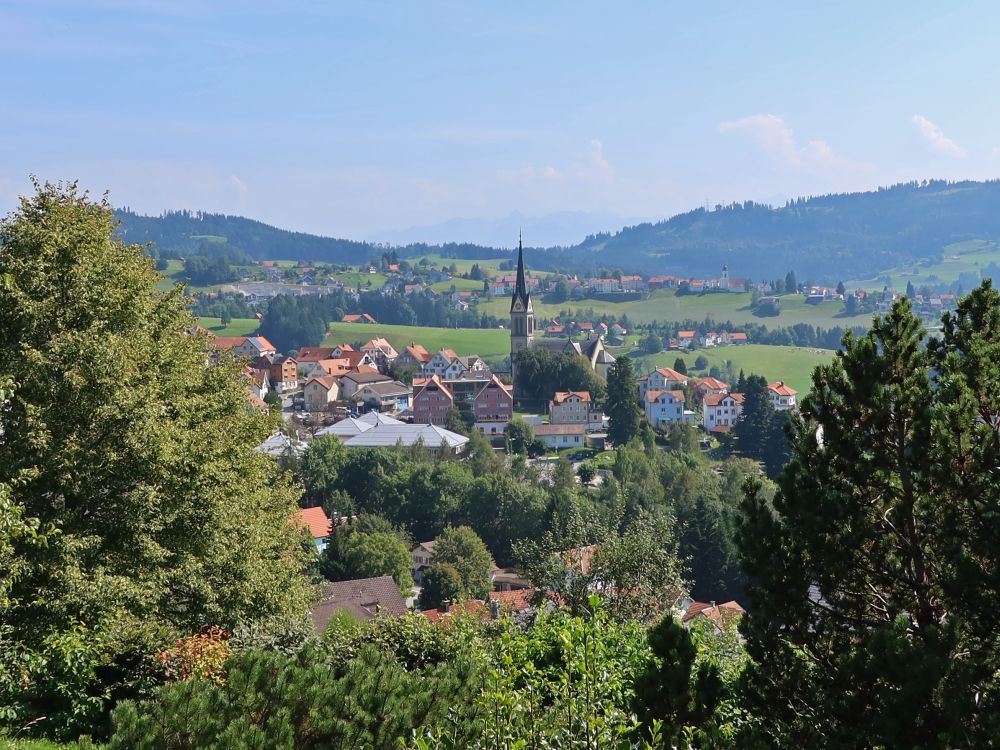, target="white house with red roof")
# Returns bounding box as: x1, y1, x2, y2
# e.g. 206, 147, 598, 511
640, 367, 689, 397
644, 389, 692, 428
296, 506, 332, 552
549, 391, 592, 425
693, 377, 729, 402
768, 381, 798, 411
702, 392, 745, 432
